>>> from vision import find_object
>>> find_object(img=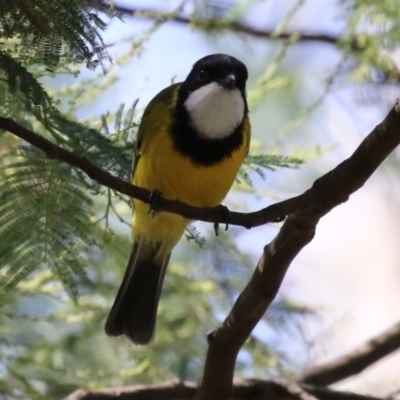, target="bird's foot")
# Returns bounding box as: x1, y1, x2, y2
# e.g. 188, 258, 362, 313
214, 205, 231, 236
147, 189, 164, 218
